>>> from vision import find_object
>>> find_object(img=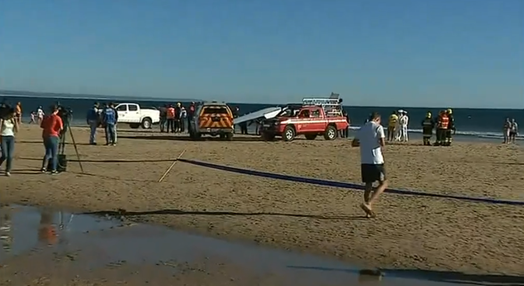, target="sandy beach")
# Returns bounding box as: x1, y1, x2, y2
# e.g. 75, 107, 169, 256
1, 124, 523, 277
